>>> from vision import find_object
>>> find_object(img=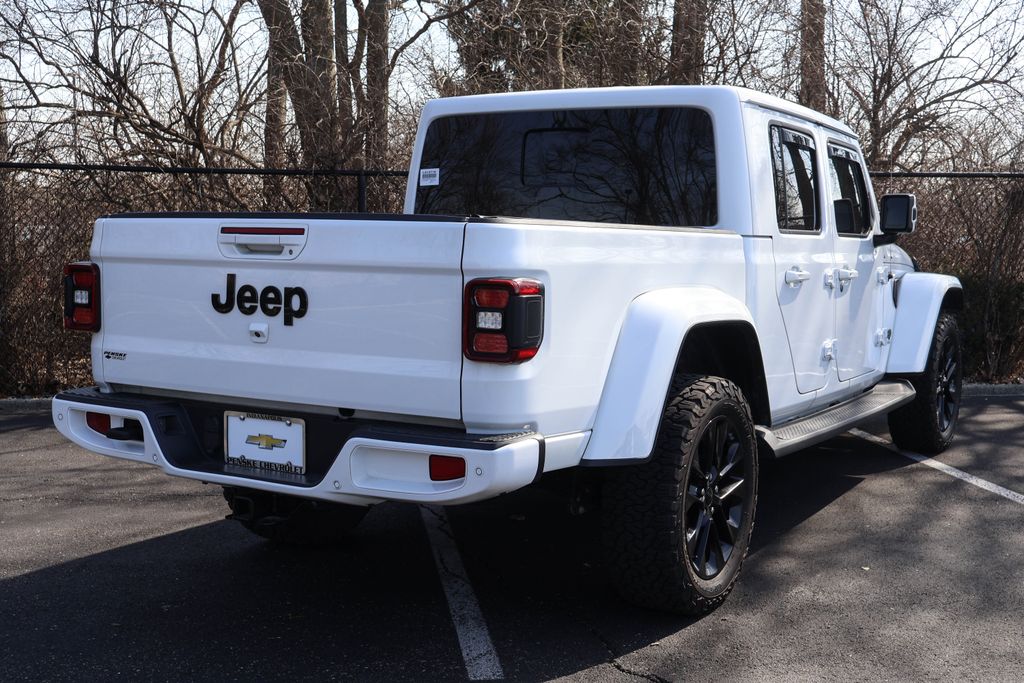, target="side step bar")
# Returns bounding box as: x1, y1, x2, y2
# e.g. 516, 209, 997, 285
757, 380, 916, 457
